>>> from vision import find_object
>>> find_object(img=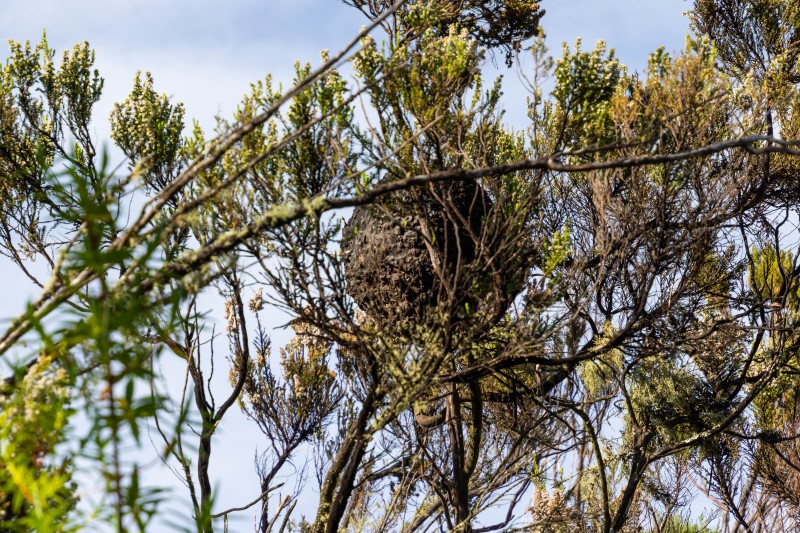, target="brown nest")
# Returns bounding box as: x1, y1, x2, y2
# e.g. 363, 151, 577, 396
341, 181, 501, 327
